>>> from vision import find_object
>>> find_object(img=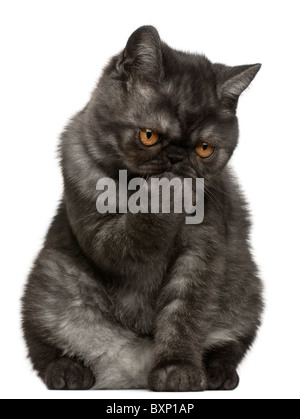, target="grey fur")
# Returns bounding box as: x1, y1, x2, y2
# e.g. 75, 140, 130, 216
22, 26, 263, 391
